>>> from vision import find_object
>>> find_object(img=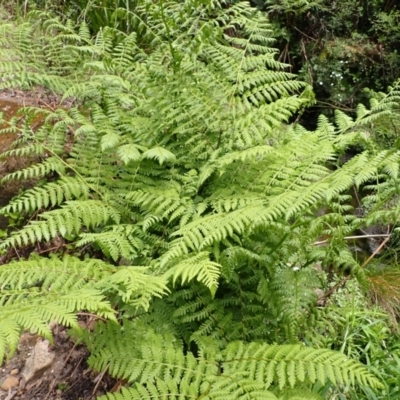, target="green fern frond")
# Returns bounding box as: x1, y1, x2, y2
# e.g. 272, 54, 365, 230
223, 341, 382, 389
0, 177, 89, 215
102, 267, 169, 311
163, 251, 221, 294
0, 255, 115, 291
76, 225, 144, 262
0, 255, 172, 363
90, 323, 381, 400
278, 390, 323, 400
0, 255, 117, 362
0, 4, 396, 399
0, 200, 120, 249
264, 267, 318, 341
